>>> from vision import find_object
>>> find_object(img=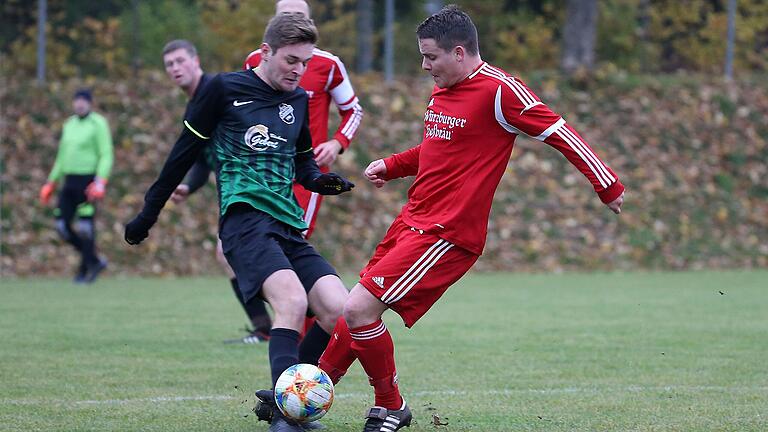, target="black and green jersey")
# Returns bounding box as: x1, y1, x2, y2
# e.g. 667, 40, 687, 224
141, 70, 322, 231
179, 74, 216, 194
